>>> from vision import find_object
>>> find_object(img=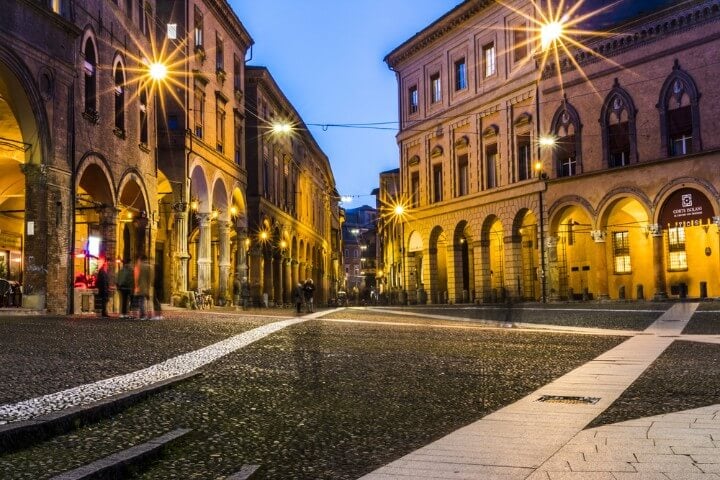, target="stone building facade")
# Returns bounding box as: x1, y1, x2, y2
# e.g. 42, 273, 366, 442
155, 0, 253, 305
387, 0, 720, 303
539, 0, 720, 301
0, 0, 161, 313
385, 0, 545, 304
244, 67, 342, 306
